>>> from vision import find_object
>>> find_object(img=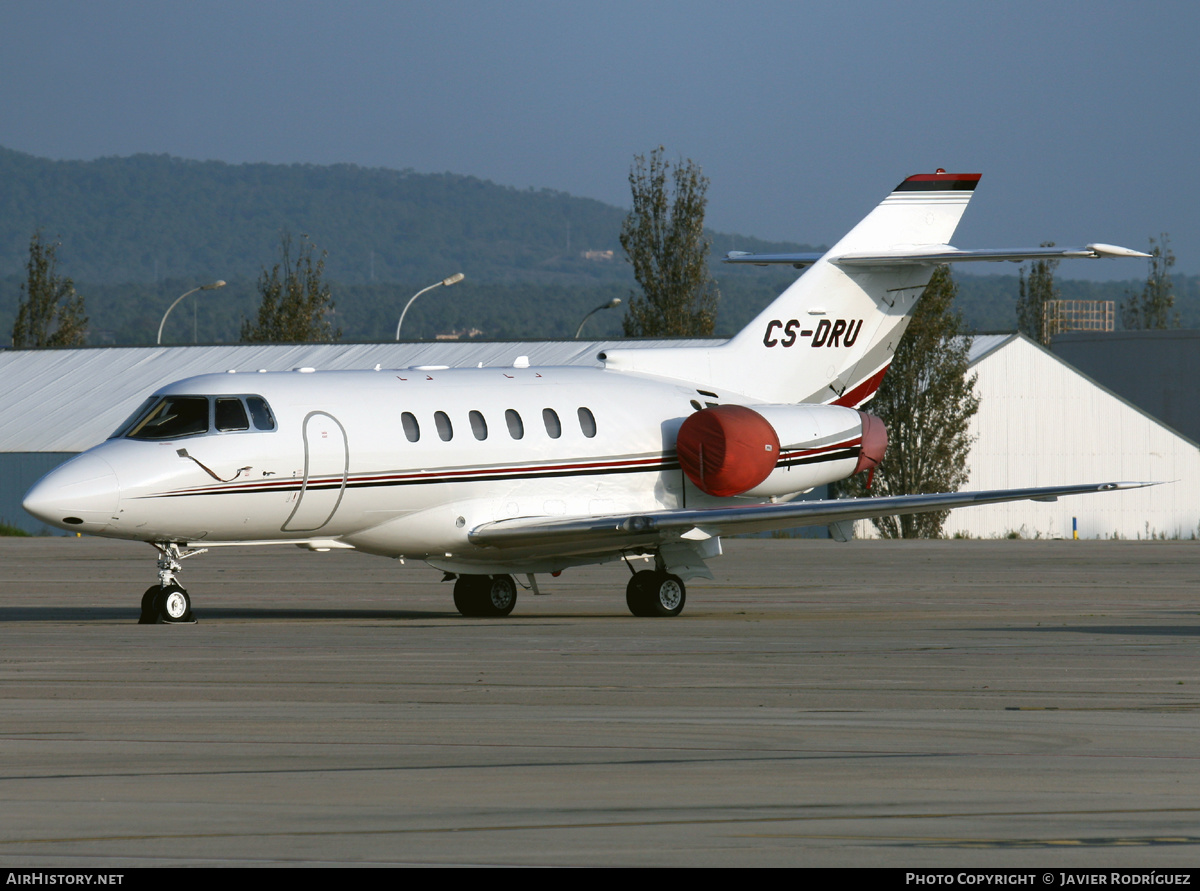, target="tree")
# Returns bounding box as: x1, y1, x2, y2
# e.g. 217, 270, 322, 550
241, 233, 340, 343
619, 147, 718, 337
839, 266, 979, 538
1016, 242, 1059, 345
1120, 234, 1178, 329
11, 232, 87, 348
